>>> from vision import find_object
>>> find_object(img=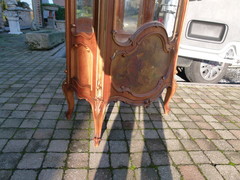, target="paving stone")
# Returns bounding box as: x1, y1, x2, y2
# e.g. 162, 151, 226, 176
47, 105, 63, 112
128, 140, 147, 152
179, 165, 205, 180
108, 130, 125, 140
20, 119, 39, 128
124, 130, 143, 140
230, 130, 240, 139
0, 139, 8, 151
38, 169, 63, 180
90, 140, 108, 152
141, 129, 159, 139
158, 129, 176, 139
189, 151, 210, 164
13, 129, 35, 139
216, 165, 240, 180
201, 130, 221, 139
167, 121, 184, 129
43, 153, 67, 168
222, 122, 239, 130
38, 120, 57, 128
109, 141, 128, 153
67, 153, 88, 168
158, 166, 181, 180
112, 169, 135, 180
149, 113, 163, 121
121, 113, 135, 121
200, 164, 223, 180
1, 119, 23, 128
47, 140, 69, 152
31, 104, 47, 111
137, 121, 153, 129
0, 153, 22, 169
73, 120, 90, 129
75, 113, 90, 120
0, 128, 16, 138
151, 151, 171, 165
90, 153, 110, 168
224, 151, 240, 164
3, 140, 29, 152
111, 153, 130, 168
195, 139, 217, 150
212, 140, 235, 151
9, 111, 28, 119
228, 140, 240, 150
163, 140, 184, 151
121, 121, 138, 130
189, 115, 205, 121
131, 152, 151, 167
186, 129, 206, 139
204, 151, 229, 165
89, 169, 112, 180
196, 122, 213, 129
135, 168, 159, 180
26, 111, 44, 119
0, 110, 11, 118
17, 153, 44, 169
203, 115, 218, 122
1, 103, 18, 110
52, 129, 71, 139
64, 169, 88, 180
56, 120, 73, 129
42, 111, 61, 120
169, 151, 193, 165
72, 129, 89, 139
209, 122, 226, 130
0, 170, 12, 180
33, 129, 54, 139
69, 140, 89, 152
181, 122, 198, 129
25, 140, 49, 152
172, 129, 190, 139
145, 139, 166, 151
216, 130, 237, 139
